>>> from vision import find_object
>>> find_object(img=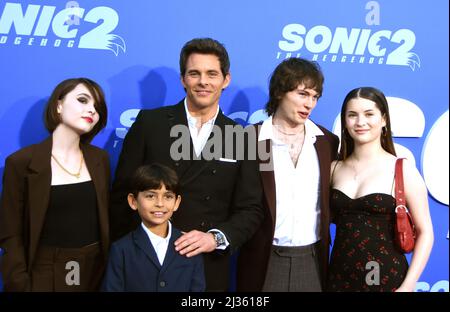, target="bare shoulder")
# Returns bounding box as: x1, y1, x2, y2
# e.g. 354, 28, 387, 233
400, 157, 427, 189
400, 157, 420, 176
330, 159, 343, 181
331, 160, 338, 167
331, 159, 344, 170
